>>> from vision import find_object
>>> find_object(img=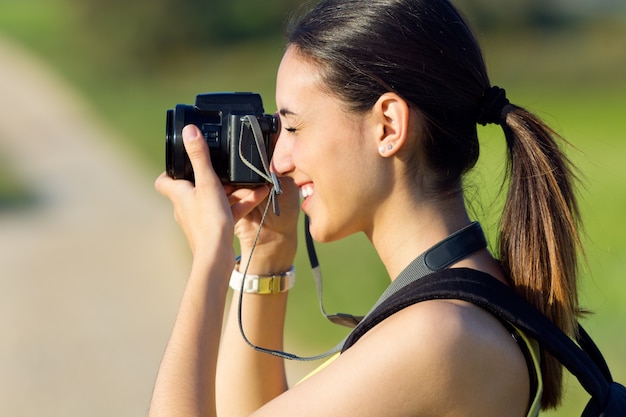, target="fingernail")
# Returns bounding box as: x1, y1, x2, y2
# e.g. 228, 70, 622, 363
182, 125, 199, 141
